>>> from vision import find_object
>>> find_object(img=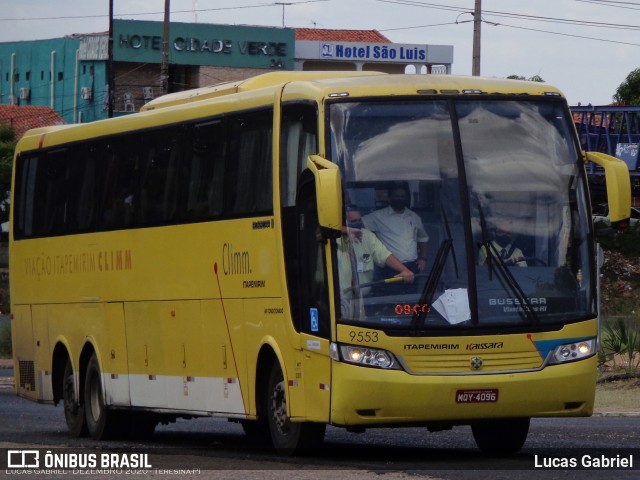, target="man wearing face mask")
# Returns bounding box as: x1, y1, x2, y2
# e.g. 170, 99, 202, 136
362, 183, 429, 275
478, 222, 527, 267
337, 206, 415, 316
